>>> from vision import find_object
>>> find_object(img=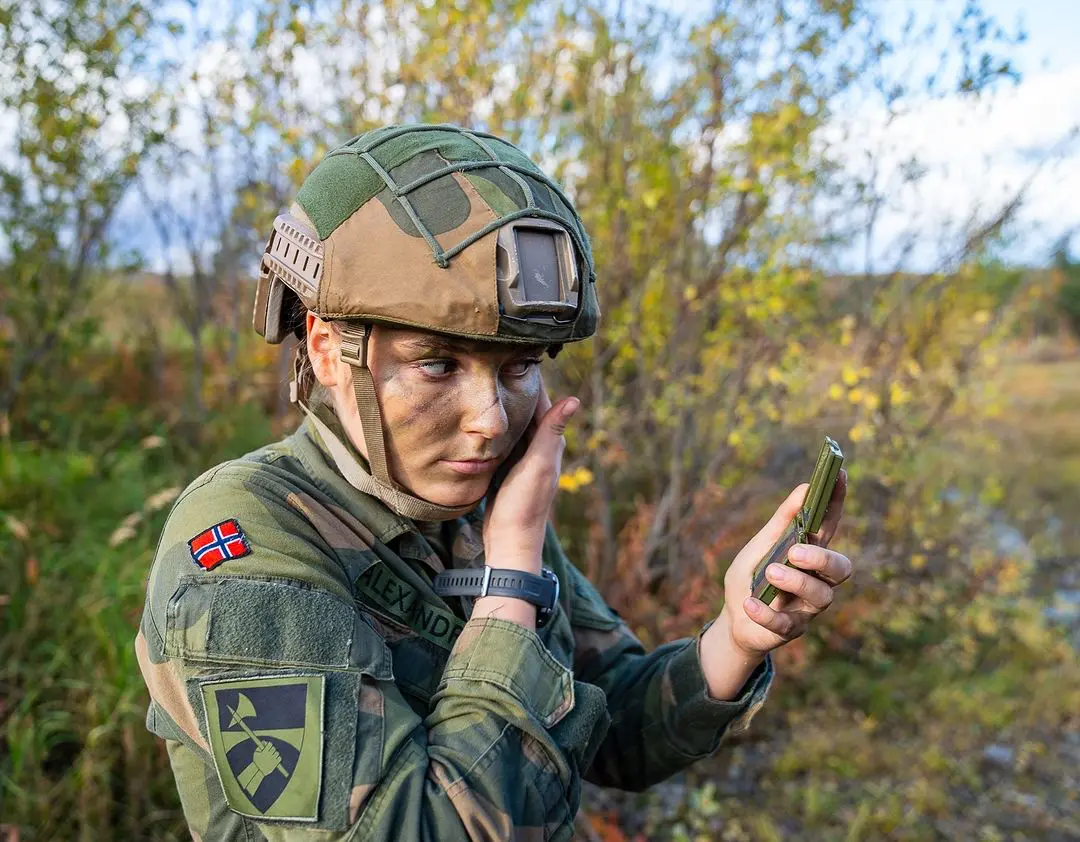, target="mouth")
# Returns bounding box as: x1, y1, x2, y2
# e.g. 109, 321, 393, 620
440, 457, 501, 476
